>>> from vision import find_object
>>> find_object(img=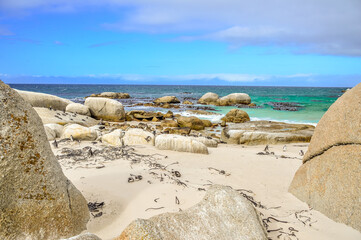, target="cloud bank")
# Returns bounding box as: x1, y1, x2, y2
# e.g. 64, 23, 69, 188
1, 0, 361, 56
